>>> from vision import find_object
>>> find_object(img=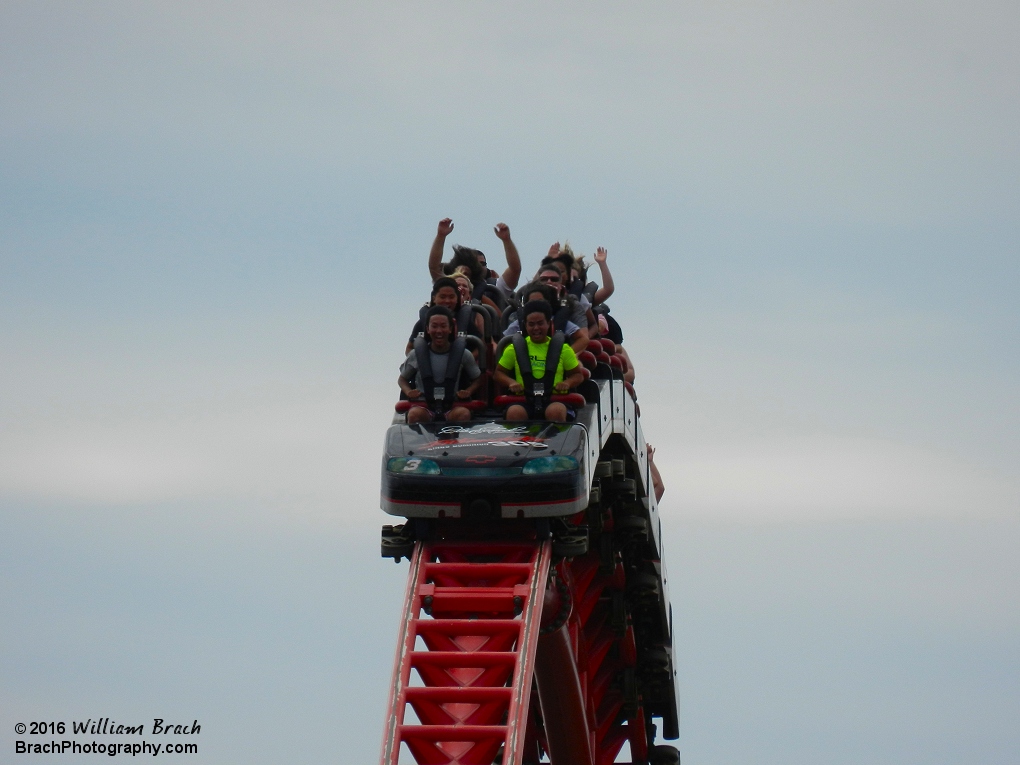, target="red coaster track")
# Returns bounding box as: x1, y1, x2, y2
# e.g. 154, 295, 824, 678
380, 529, 678, 765
379, 372, 680, 765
